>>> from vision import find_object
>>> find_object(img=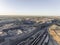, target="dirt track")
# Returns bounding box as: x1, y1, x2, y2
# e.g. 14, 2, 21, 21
49, 25, 60, 45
